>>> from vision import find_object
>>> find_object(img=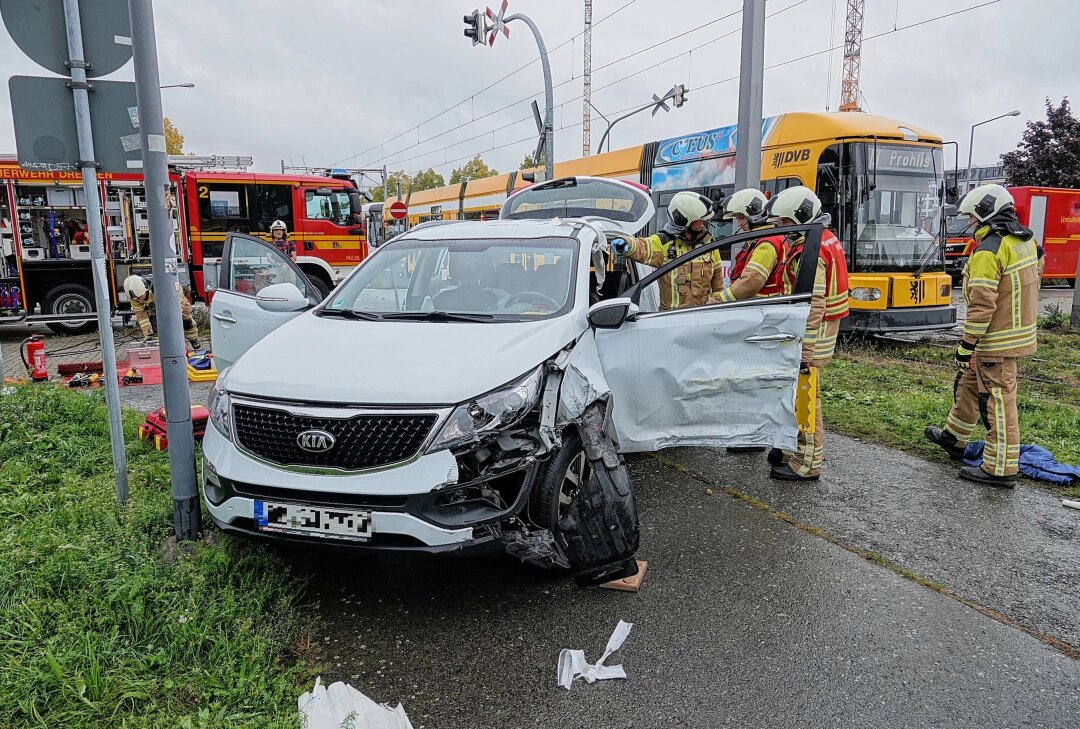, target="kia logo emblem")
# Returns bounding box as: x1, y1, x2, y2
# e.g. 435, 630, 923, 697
297, 429, 335, 453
